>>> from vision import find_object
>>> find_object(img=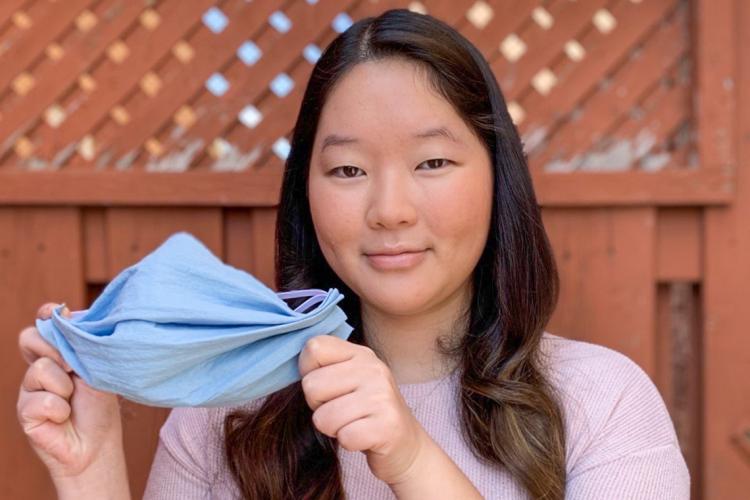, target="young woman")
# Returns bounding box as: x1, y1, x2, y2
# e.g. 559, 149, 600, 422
17, 9, 689, 499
